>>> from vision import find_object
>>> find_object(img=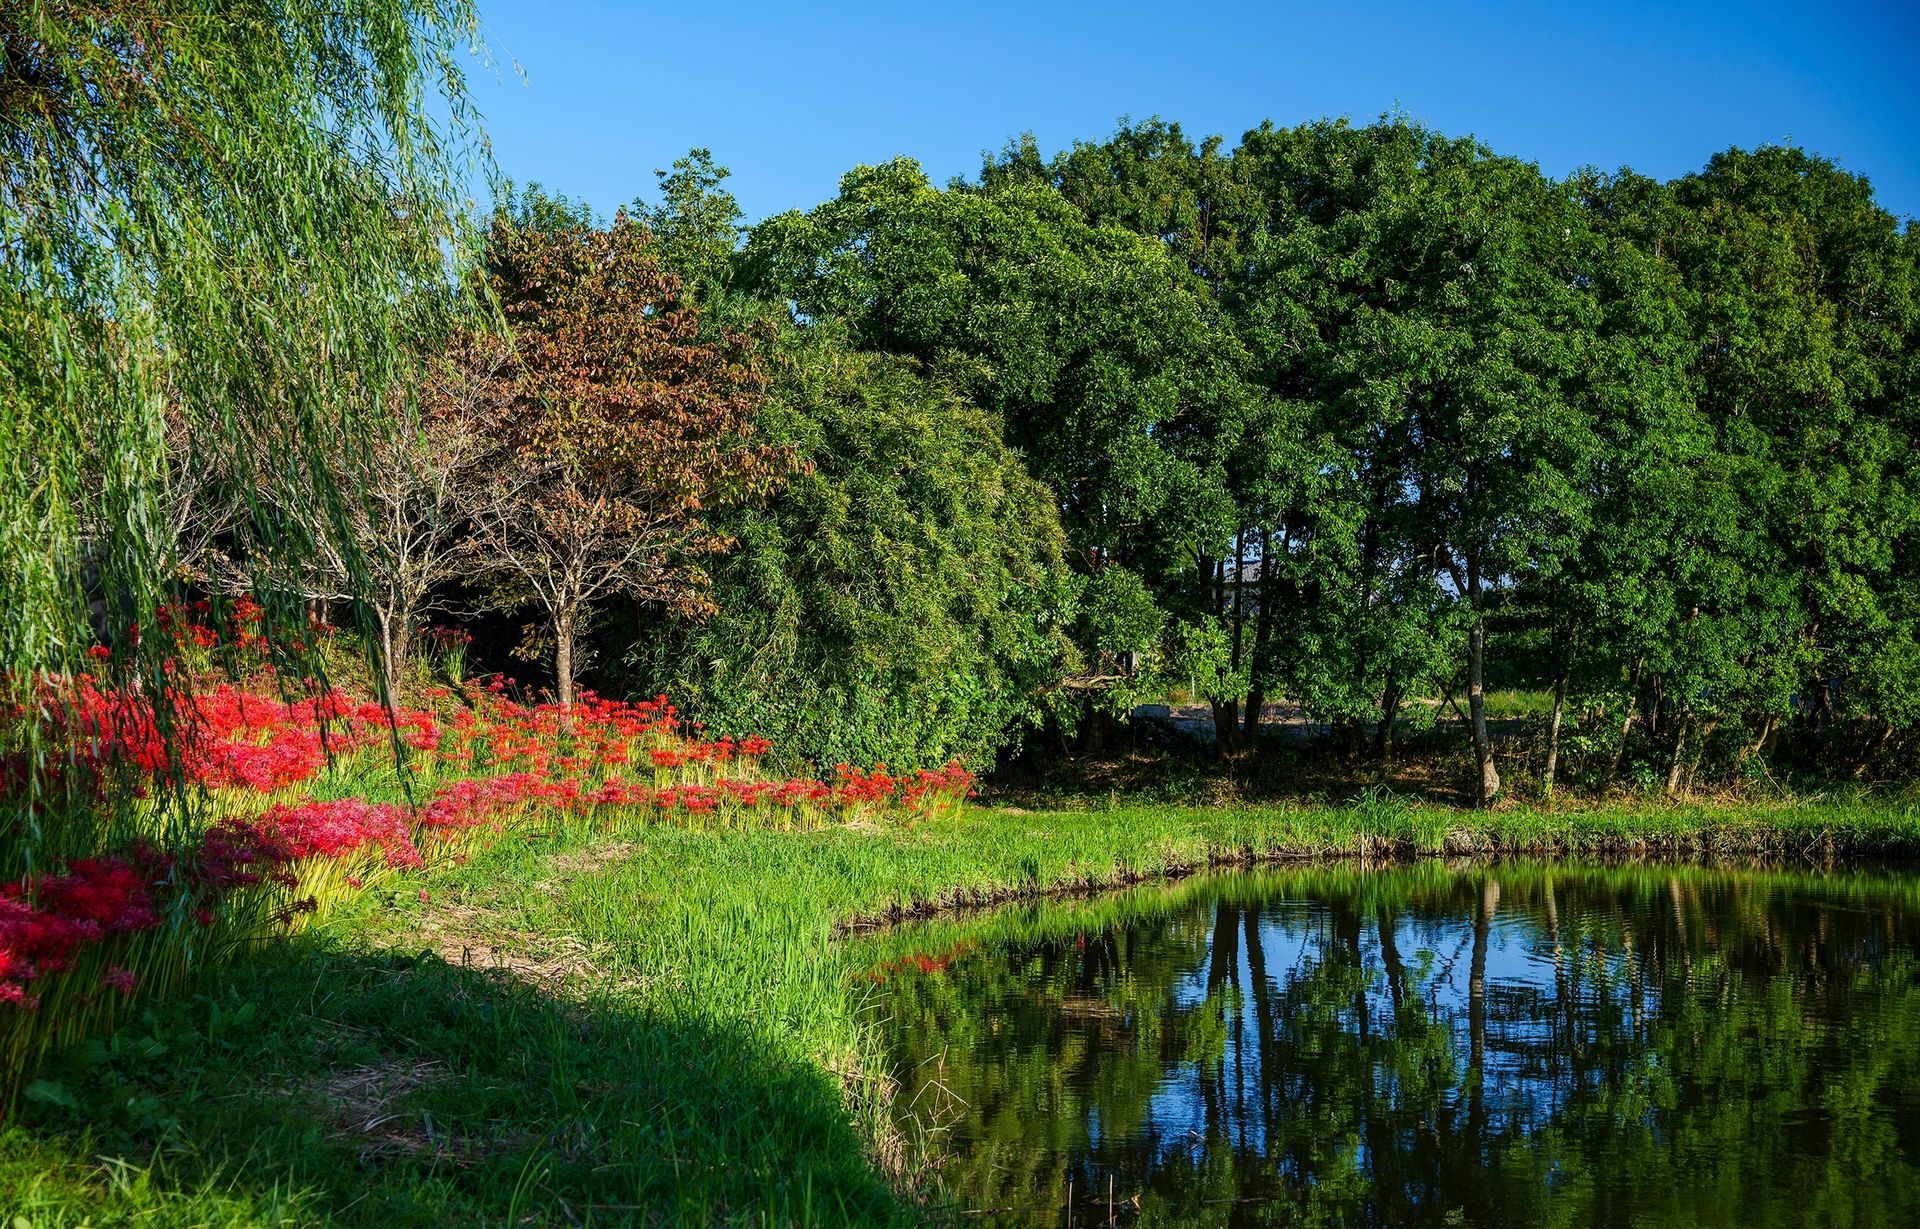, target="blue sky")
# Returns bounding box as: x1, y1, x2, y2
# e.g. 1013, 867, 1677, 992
462, 1, 1920, 224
